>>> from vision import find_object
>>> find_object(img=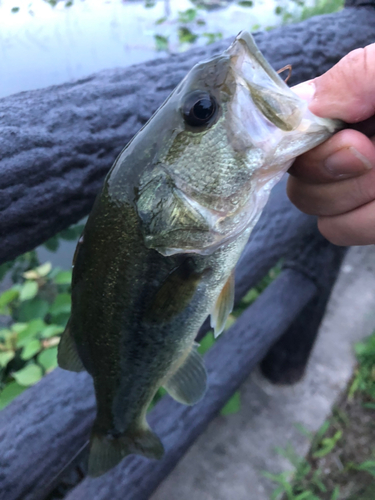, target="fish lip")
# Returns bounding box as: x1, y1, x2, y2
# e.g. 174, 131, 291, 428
228, 31, 259, 58
225, 30, 287, 89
